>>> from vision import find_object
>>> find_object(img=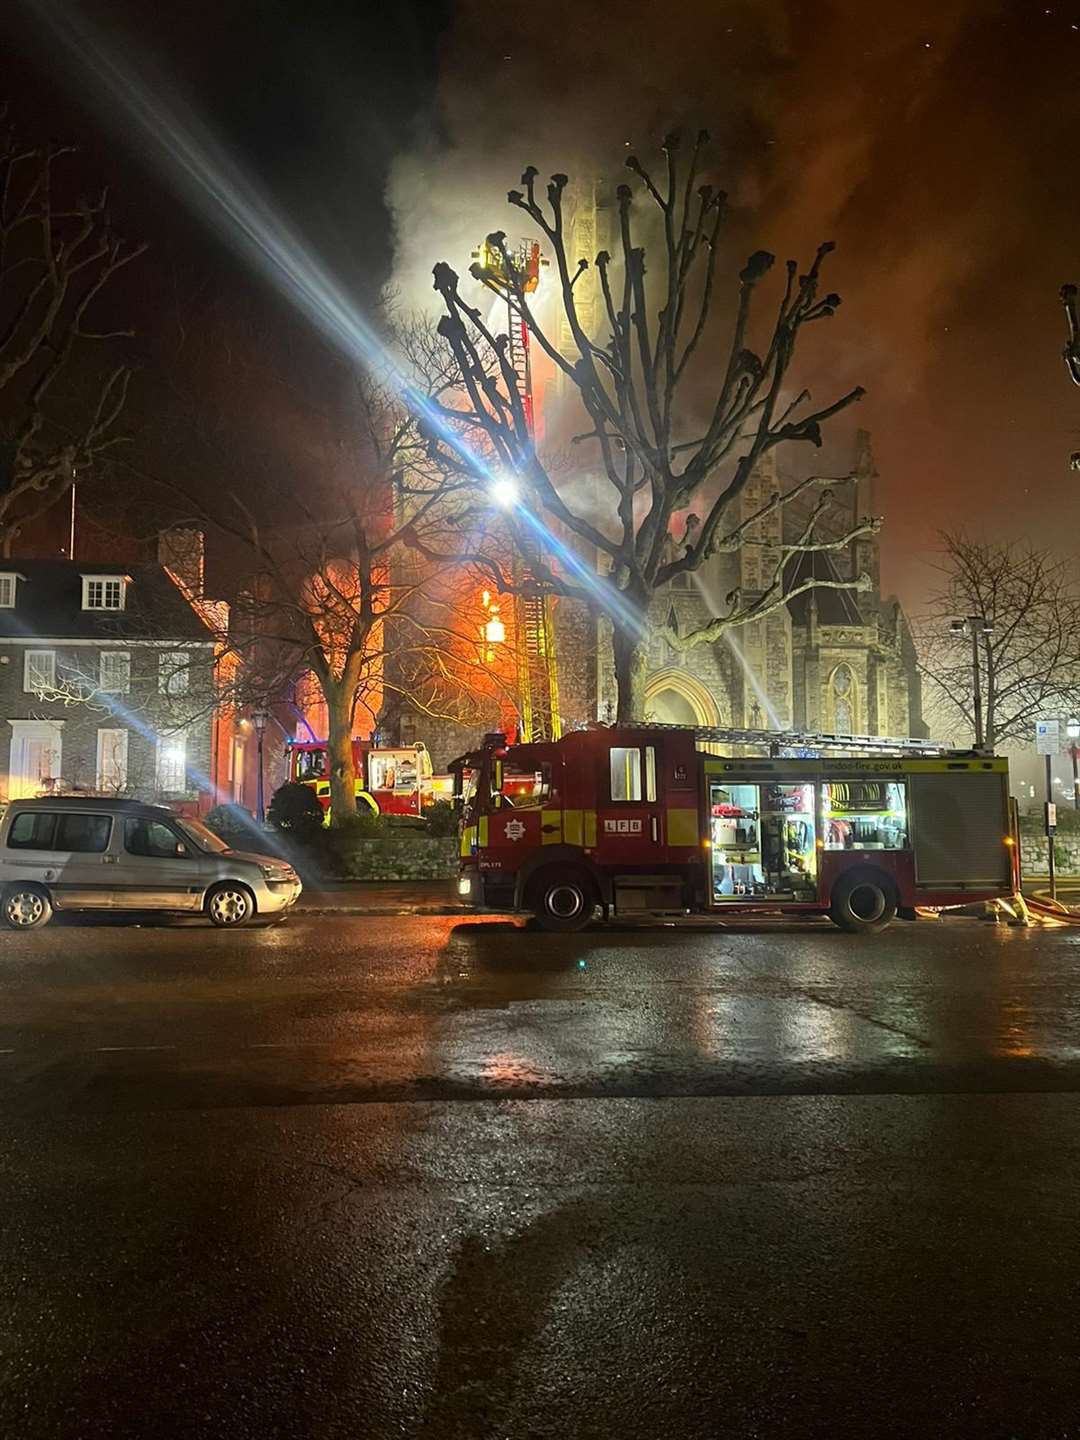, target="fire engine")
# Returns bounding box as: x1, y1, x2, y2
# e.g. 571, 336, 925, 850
287, 739, 452, 819
450, 726, 1018, 932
